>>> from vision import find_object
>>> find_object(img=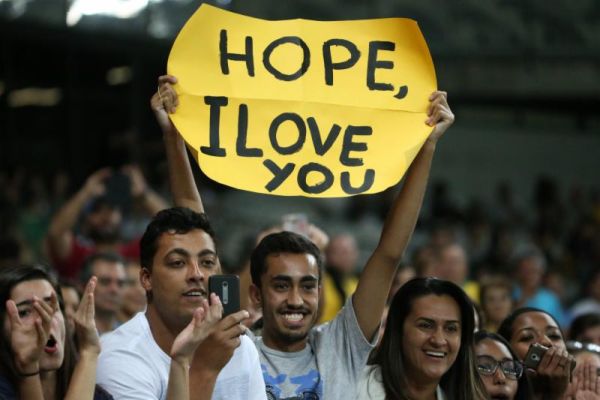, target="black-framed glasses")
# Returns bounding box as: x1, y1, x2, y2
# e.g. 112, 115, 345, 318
476, 355, 523, 380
